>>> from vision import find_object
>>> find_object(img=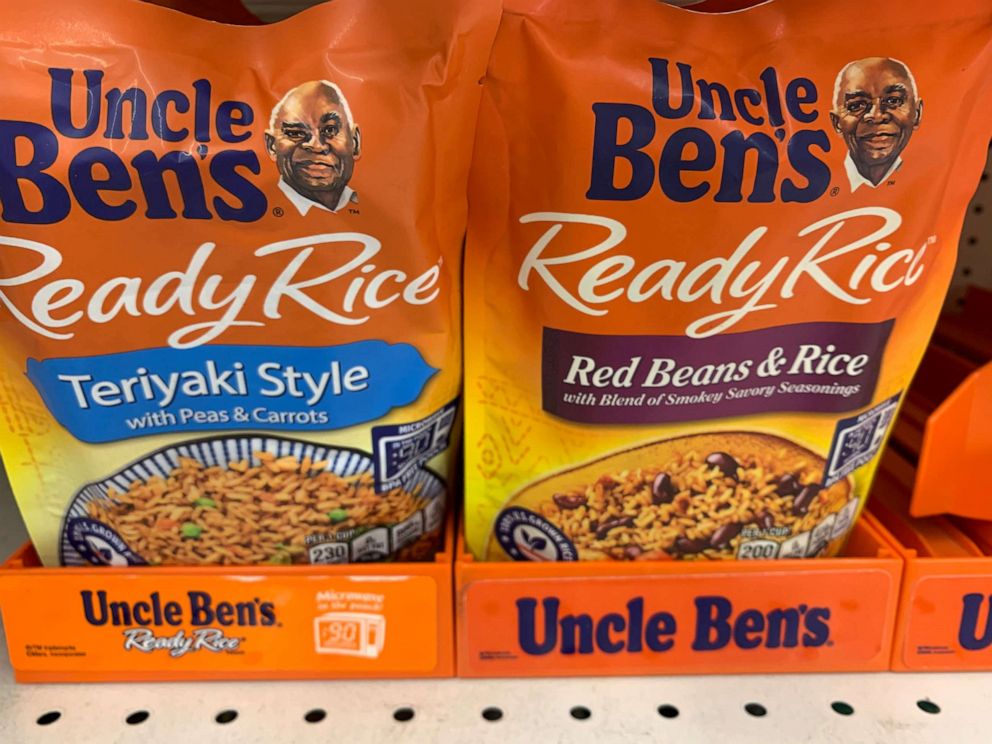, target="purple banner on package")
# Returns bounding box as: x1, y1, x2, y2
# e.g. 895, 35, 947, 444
542, 320, 895, 424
